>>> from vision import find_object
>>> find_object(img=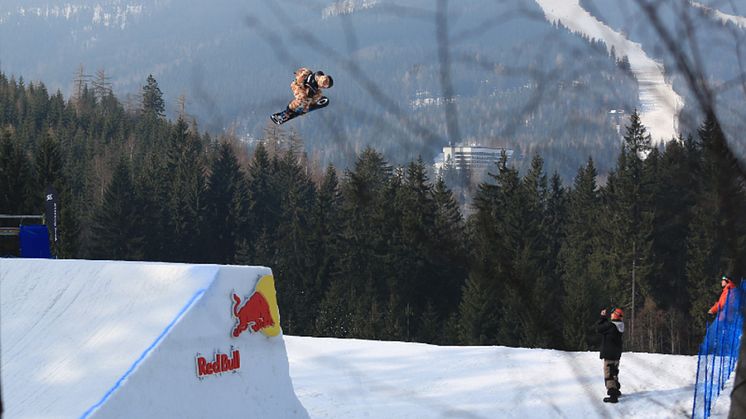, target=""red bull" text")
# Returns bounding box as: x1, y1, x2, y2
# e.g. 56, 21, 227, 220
195, 350, 241, 378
